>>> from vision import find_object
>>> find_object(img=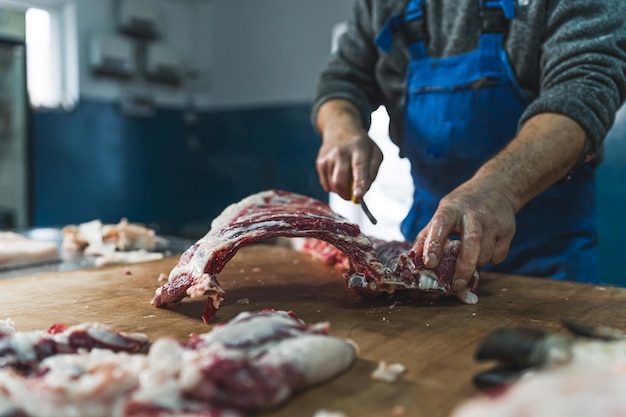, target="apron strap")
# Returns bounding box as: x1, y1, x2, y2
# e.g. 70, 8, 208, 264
480, 0, 516, 33
377, 0, 517, 58
374, 0, 427, 59
478, 0, 516, 50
